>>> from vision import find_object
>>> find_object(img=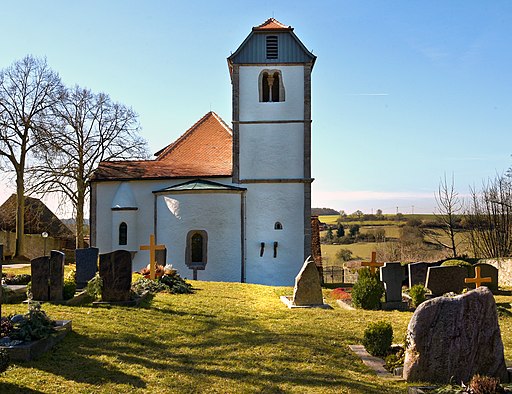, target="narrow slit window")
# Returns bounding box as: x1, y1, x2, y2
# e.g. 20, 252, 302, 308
266, 35, 278, 59
119, 222, 128, 245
